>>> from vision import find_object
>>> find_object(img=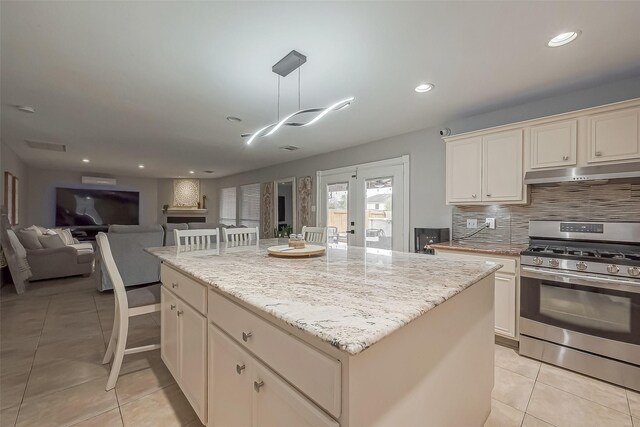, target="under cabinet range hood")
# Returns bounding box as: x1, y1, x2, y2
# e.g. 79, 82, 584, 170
524, 162, 640, 184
